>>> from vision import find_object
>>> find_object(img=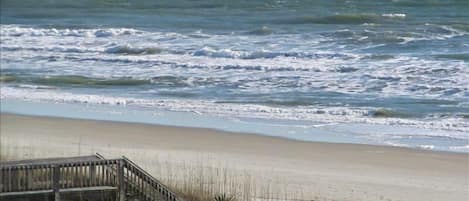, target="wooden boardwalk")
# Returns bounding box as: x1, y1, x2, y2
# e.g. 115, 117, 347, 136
0, 154, 181, 201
